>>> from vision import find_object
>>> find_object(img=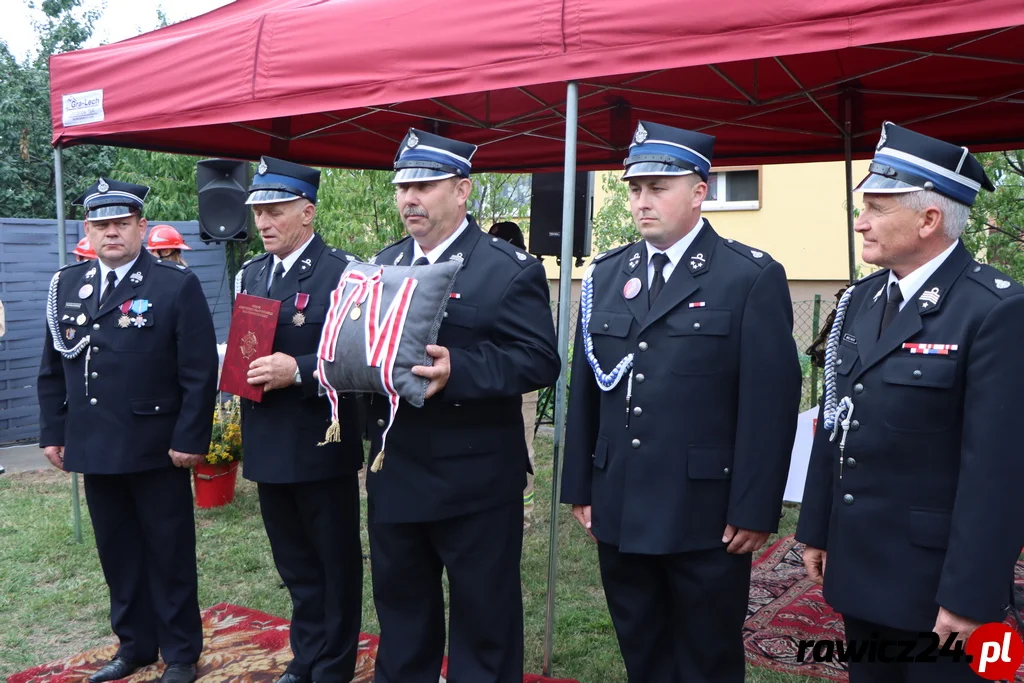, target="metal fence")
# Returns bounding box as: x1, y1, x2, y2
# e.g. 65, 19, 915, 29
536, 296, 836, 429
